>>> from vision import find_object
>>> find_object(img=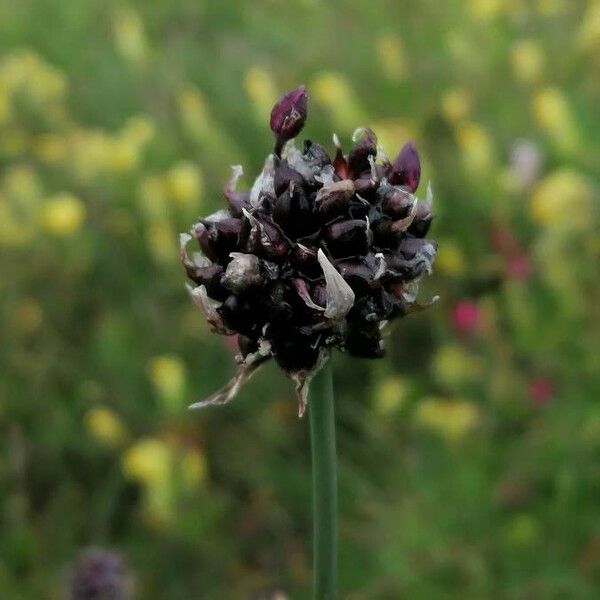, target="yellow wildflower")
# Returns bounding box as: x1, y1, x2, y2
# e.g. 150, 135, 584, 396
440, 88, 472, 123
113, 7, 147, 64
432, 343, 482, 388
244, 66, 278, 124
85, 406, 128, 447
510, 39, 544, 83
456, 122, 494, 175
373, 376, 409, 415
415, 397, 480, 442
165, 162, 203, 208
375, 34, 408, 81
435, 241, 466, 276
578, 1, 600, 50
41, 192, 86, 236
532, 87, 579, 152
311, 72, 365, 129
122, 438, 172, 487
147, 355, 186, 410
530, 169, 593, 230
